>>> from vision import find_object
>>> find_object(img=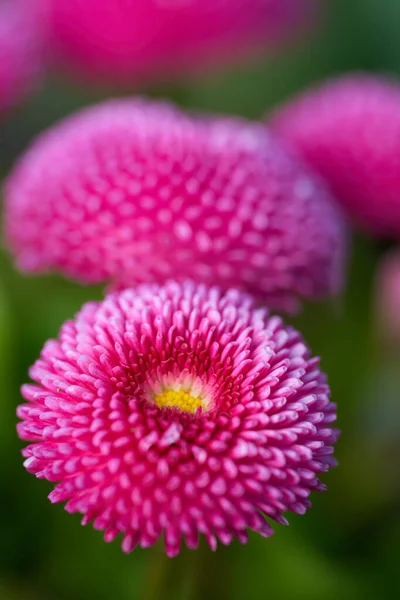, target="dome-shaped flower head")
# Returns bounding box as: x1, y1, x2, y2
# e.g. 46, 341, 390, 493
18, 281, 338, 556
269, 74, 400, 237
4, 98, 346, 314
0, 0, 44, 115
40, 0, 315, 85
